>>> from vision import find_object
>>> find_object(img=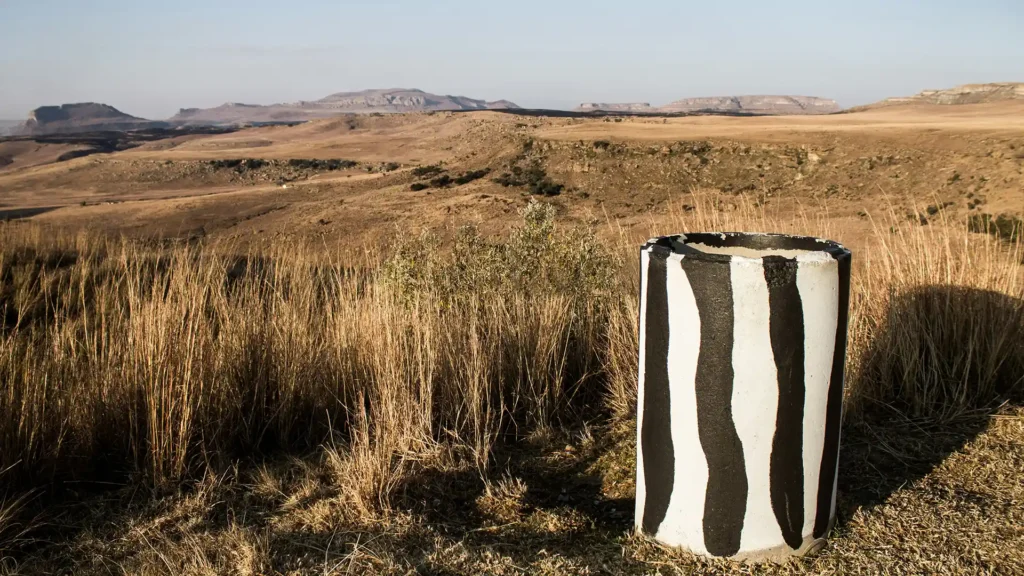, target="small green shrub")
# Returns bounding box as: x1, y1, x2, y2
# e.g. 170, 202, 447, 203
287, 159, 358, 170
493, 164, 562, 196
412, 165, 444, 178
969, 213, 1022, 242
209, 159, 243, 170
454, 169, 490, 185
530, 180, 564, 197
380, 199, 614, 302
209, 158, 268, 172
430, 175, 453, 188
